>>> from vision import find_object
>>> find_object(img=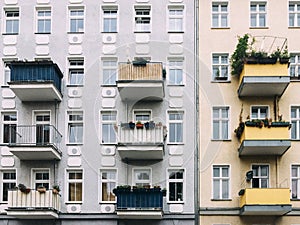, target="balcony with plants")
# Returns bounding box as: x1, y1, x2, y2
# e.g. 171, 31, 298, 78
7, 125, 62, 160
8, 60, 63, 102
231, 34, 290, 97
6, 184, 61, 219
117, 121, 166, 161
235, 117, 291, 156
116, 59, 165, 101
113, 185, 165, 219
